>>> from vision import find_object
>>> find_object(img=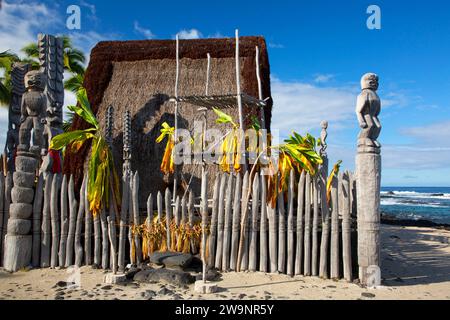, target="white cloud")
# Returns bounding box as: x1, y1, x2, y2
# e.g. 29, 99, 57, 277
401, 120, 450, 146
176, 29, 203, 40
69, 30, 116, 54
269, 43, 285, 49
133, 21, 156, 39
79, 0, 96, 15
314, 74, 334, 83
